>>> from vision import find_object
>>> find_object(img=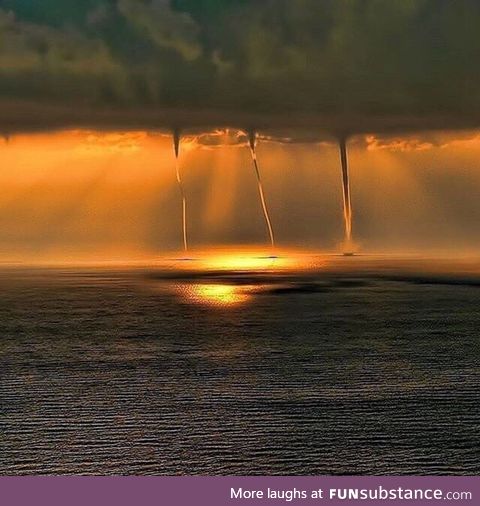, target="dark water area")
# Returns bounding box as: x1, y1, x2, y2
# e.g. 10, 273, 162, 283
0, 256, 479, 475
